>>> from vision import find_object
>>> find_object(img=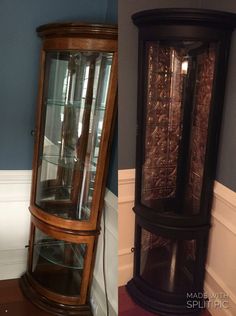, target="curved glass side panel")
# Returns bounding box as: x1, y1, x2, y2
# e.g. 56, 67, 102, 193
141, 41, 216, 215
35, 51, 113, 221
32, 227, 87, 296
140, 228, 196, 294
